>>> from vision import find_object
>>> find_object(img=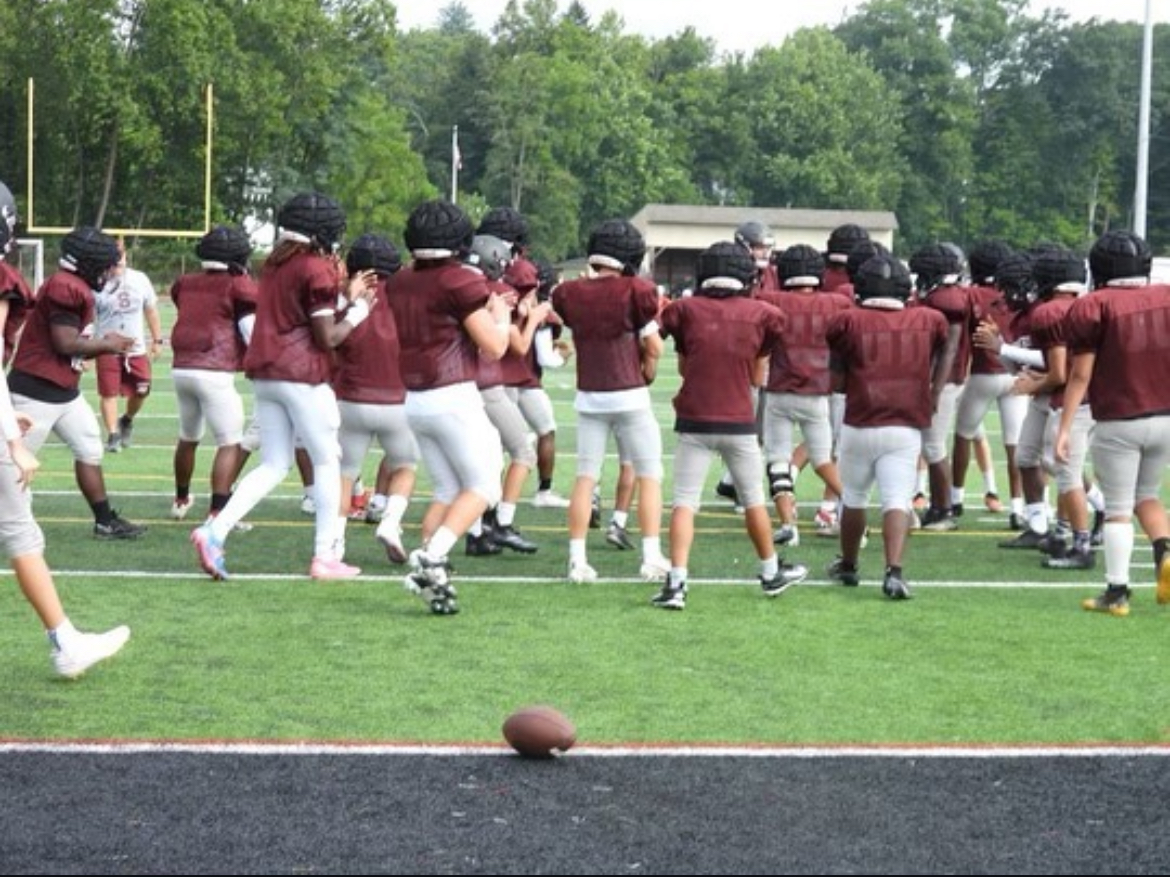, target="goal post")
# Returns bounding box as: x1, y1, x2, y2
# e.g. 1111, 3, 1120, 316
24, 78, 214, 238
13, 238, 44, 291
